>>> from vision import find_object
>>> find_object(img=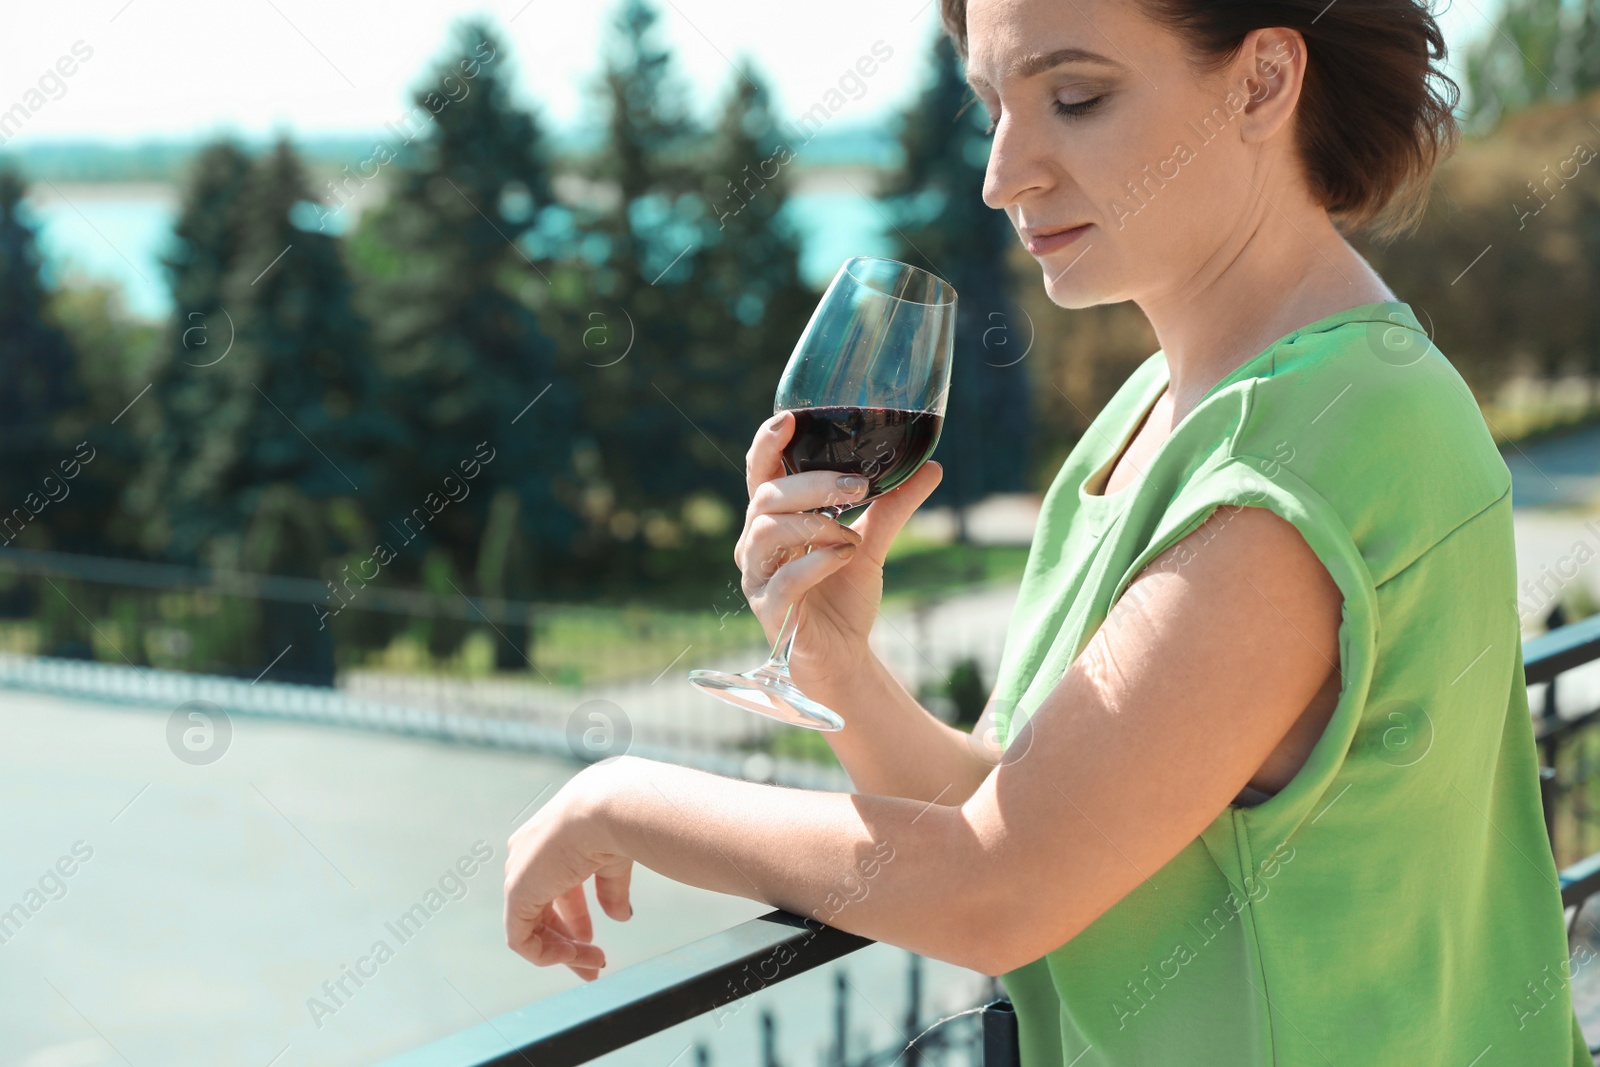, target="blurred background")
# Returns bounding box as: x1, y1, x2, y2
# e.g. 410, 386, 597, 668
4, 0, 1600, 1064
